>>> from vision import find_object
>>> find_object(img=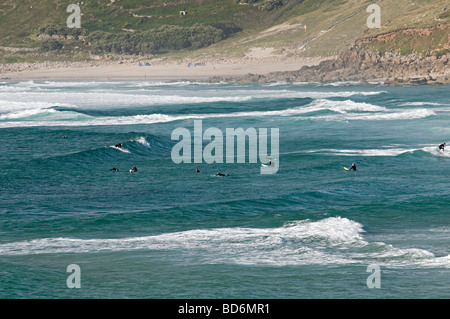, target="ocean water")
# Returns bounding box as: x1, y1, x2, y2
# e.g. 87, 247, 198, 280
0, 80, 448, 299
